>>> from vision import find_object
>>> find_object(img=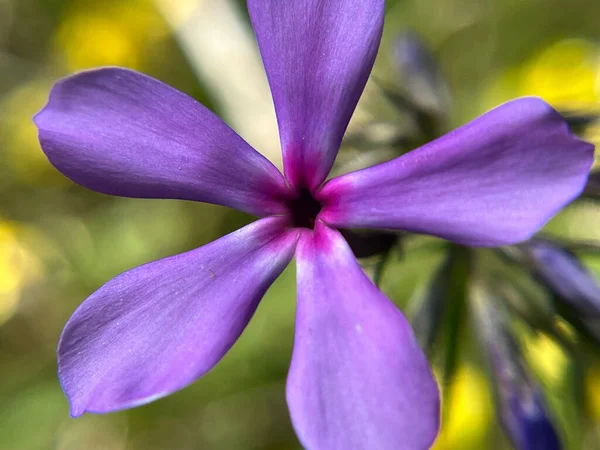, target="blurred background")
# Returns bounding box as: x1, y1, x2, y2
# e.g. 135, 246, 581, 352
1, 0, 600, 449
